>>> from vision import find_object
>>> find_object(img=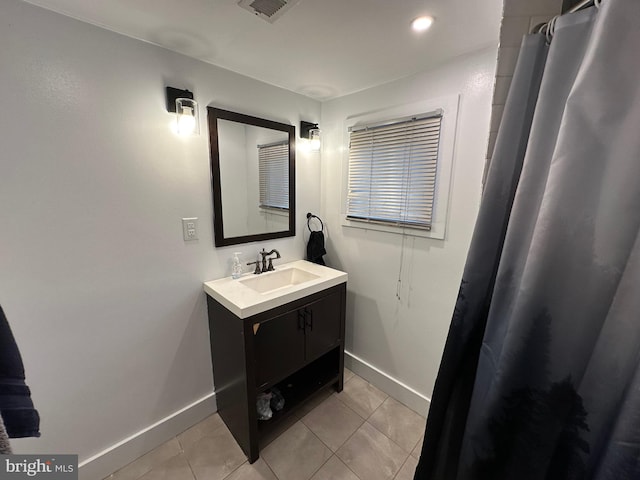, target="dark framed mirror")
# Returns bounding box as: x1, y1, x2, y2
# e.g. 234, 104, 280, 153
207, 107, 296, 247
